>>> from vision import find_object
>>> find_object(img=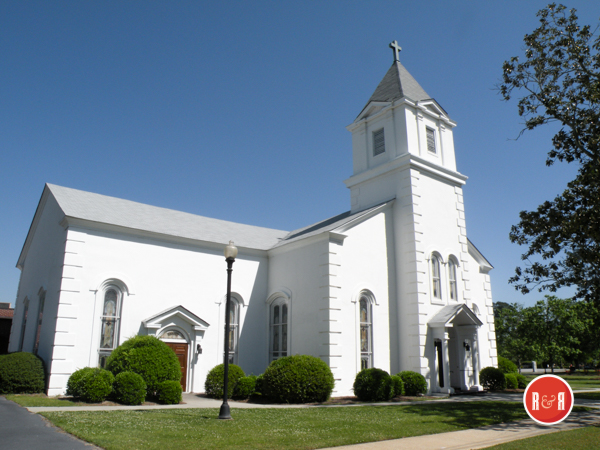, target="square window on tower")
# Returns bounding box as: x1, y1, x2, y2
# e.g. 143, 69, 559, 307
373, 128, 385, 156
426, 127, 436, 154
